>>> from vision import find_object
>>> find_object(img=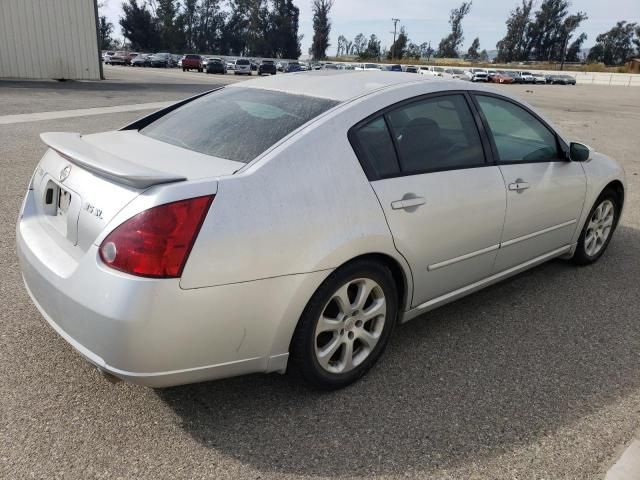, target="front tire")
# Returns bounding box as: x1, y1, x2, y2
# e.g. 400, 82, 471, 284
289, 259, 398, 390
572, 190, 620, 265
